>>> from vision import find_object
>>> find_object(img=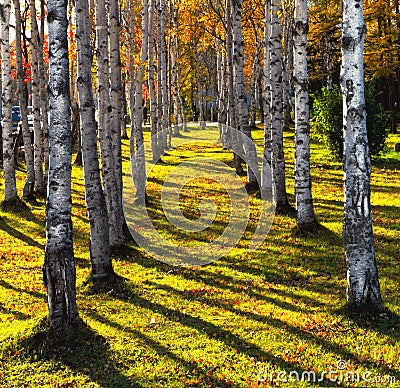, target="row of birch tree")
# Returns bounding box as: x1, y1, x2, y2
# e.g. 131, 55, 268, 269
0, 0, 385, 334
